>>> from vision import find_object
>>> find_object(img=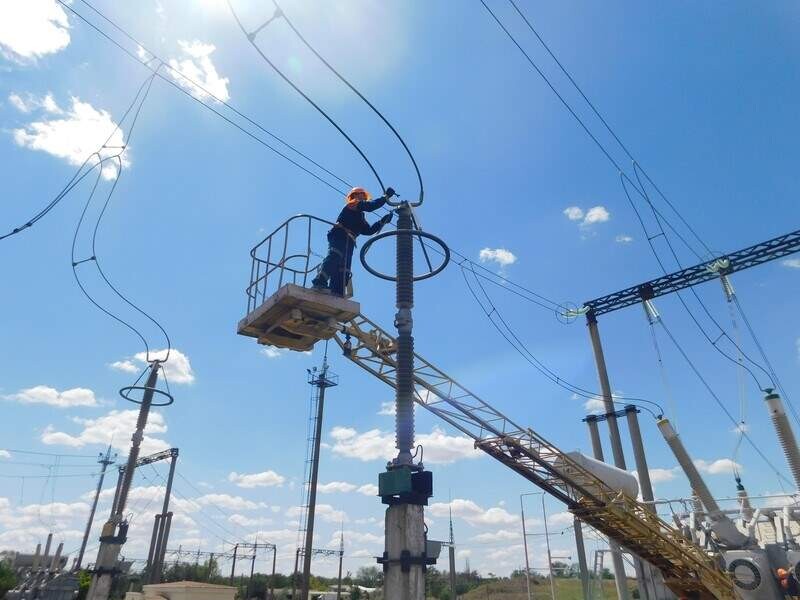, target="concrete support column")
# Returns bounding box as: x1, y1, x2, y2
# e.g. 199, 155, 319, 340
384, 504, 425, 600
